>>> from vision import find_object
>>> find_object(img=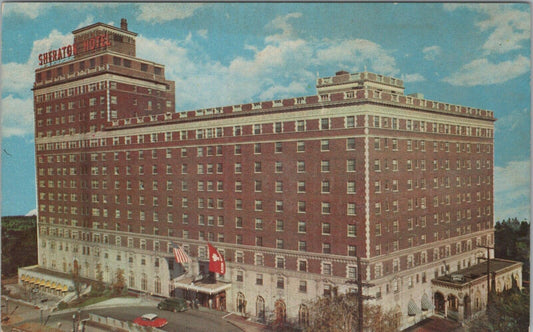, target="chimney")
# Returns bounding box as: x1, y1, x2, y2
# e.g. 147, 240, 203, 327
120, 18, 128, 31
